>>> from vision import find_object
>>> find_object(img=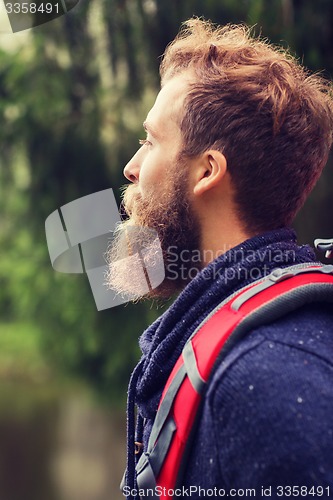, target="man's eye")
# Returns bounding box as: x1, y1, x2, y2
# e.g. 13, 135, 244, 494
139, 139, 152, 147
